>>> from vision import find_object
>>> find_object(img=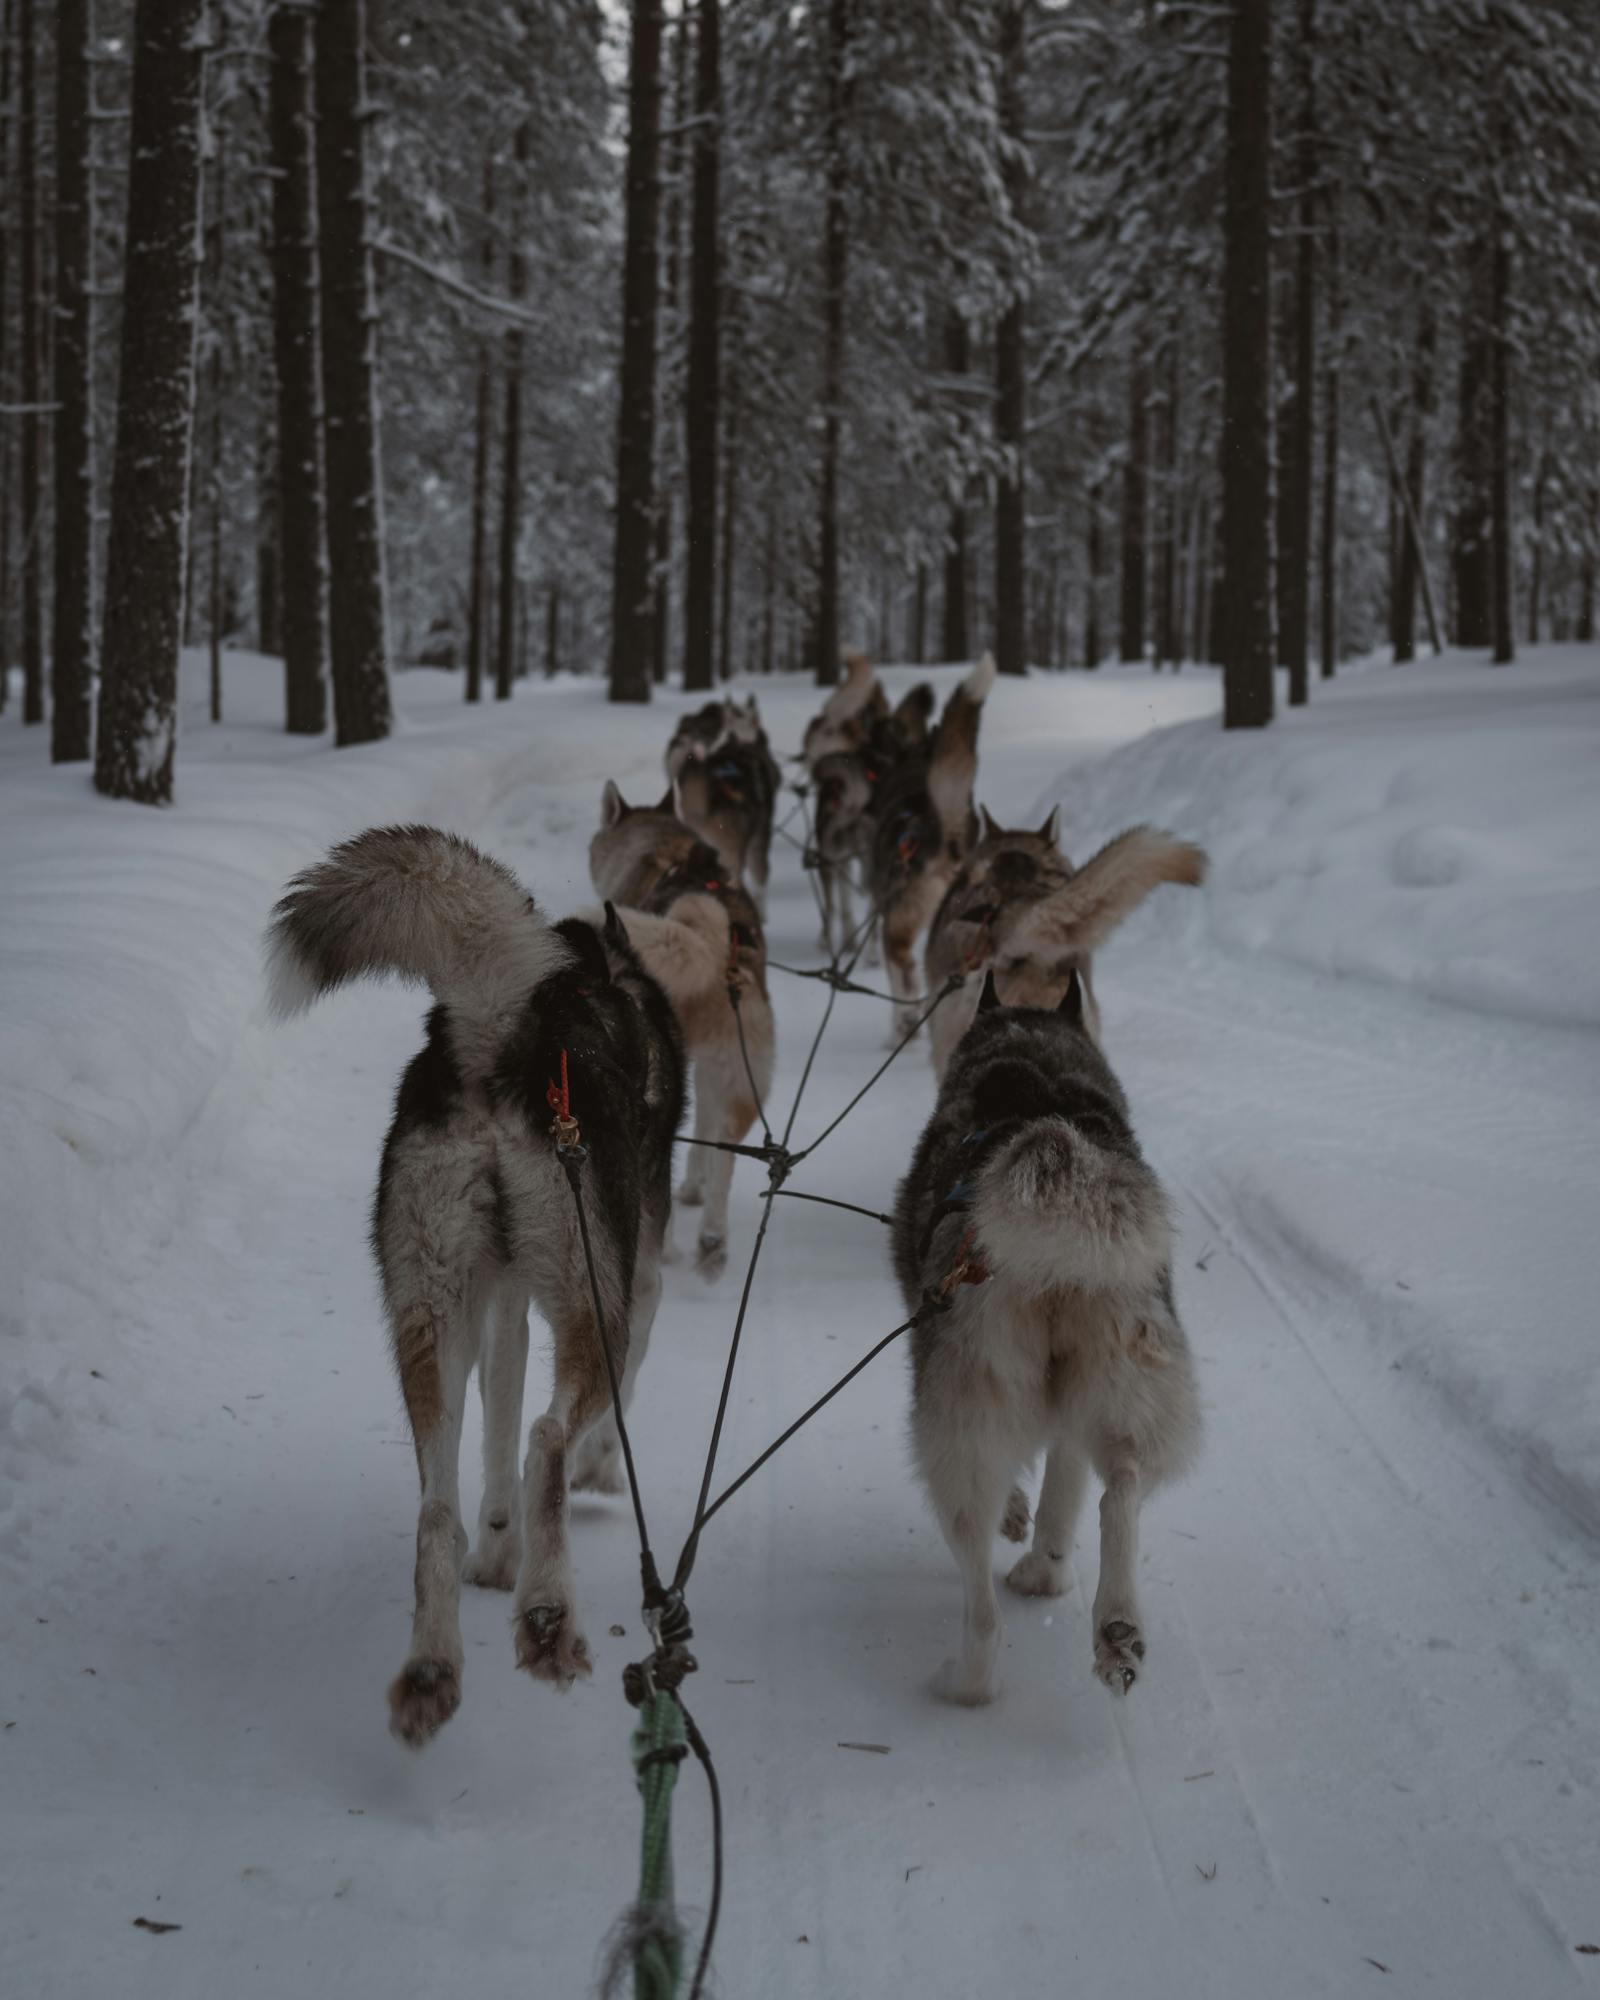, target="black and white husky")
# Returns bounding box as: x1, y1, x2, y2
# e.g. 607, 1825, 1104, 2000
265, 826, 684, 1748
892, 971, 1200, 1706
